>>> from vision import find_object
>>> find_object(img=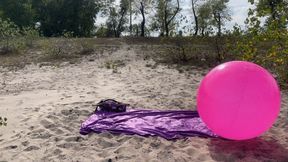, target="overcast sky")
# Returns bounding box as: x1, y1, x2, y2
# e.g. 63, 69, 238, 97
179, 0, 253, 30
223, 0, 253, 28
96, 0, 253, 34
